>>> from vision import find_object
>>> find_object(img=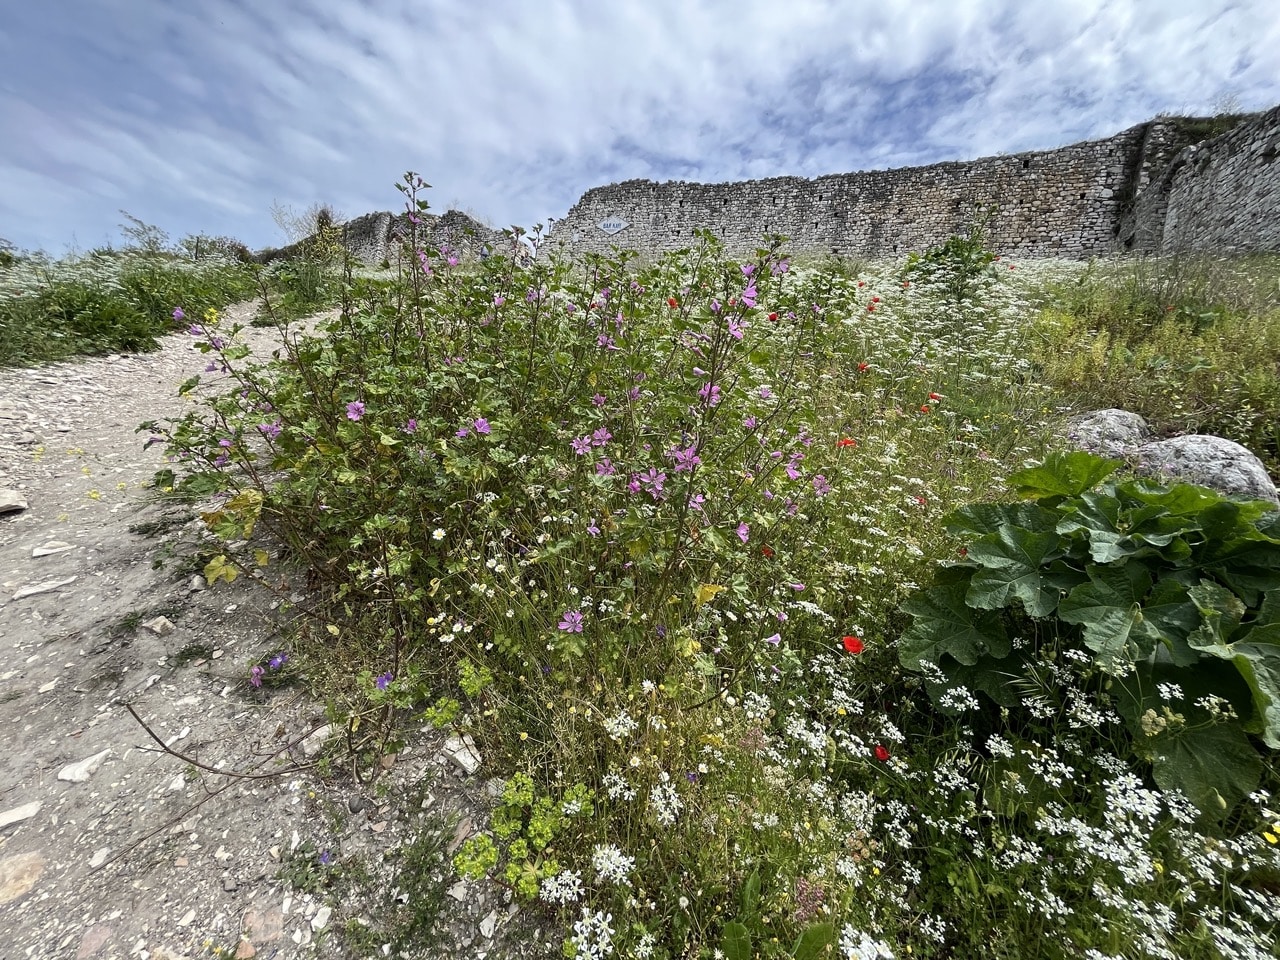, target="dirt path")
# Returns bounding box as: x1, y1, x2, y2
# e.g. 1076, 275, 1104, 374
0, 306, 551, 959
